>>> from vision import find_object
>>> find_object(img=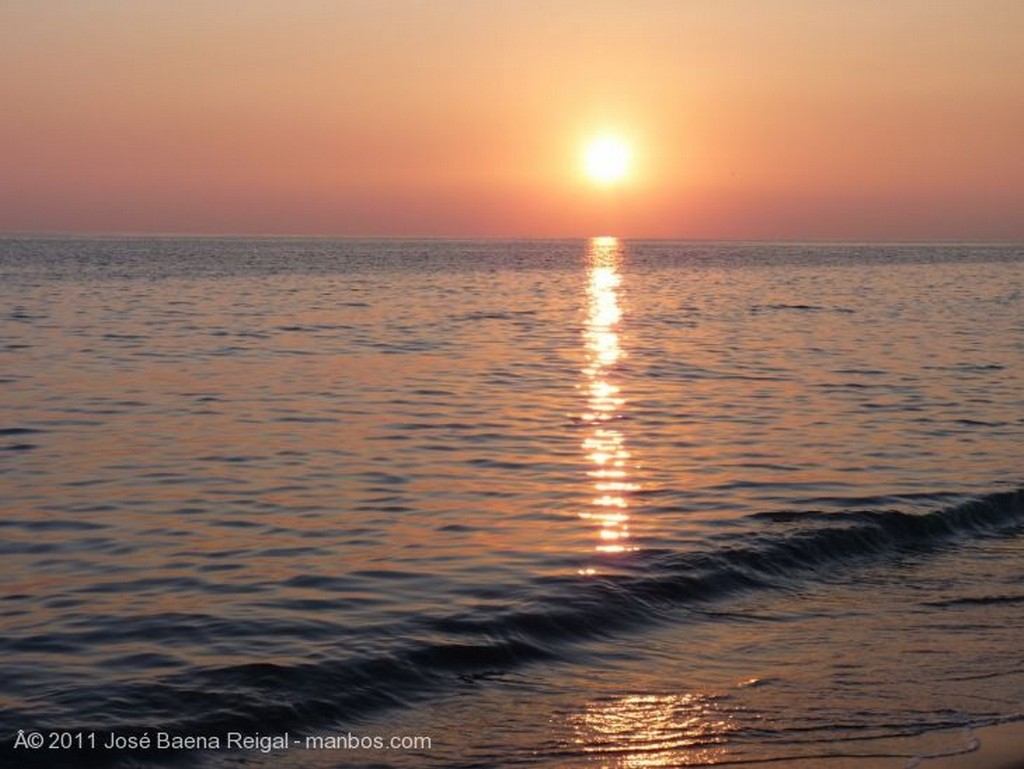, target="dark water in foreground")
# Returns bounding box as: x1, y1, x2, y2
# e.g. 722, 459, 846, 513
0, 237, 1021, 768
